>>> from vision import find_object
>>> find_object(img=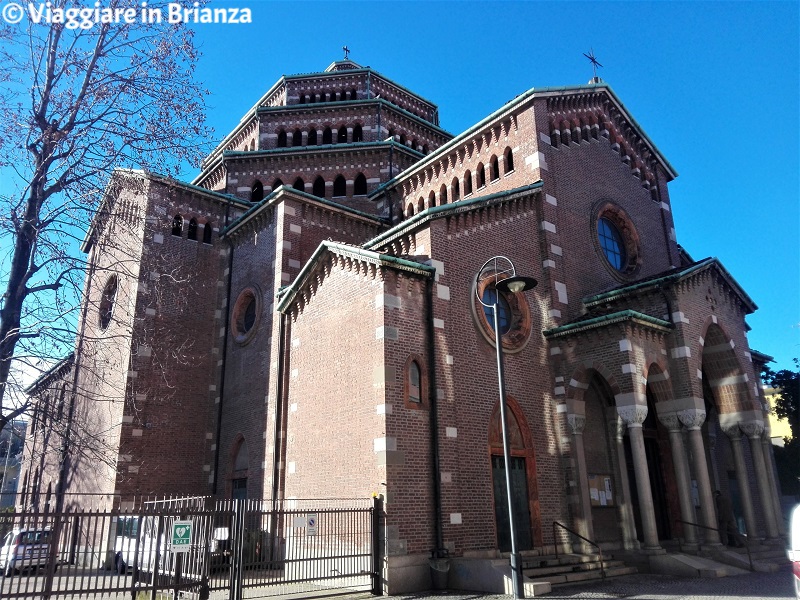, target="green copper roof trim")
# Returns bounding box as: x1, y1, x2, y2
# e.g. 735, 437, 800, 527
749, 349, 774, 364
256, 98, 452, 137
276, 240, 434, 314
583, 257, 756, 313
364, 181, 543, 251
370, 82, 677, 199
543, 310, 672, 339
223, 140, 424, 160
222, 185, 385, 239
